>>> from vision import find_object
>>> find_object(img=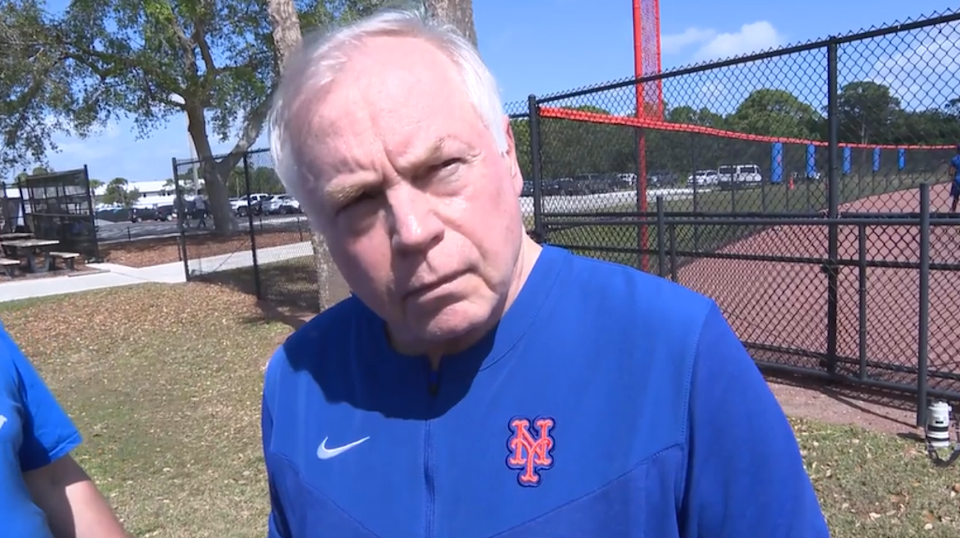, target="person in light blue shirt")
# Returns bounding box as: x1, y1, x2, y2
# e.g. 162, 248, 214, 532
0, 323, 127, 538
950, 144, 960, 213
